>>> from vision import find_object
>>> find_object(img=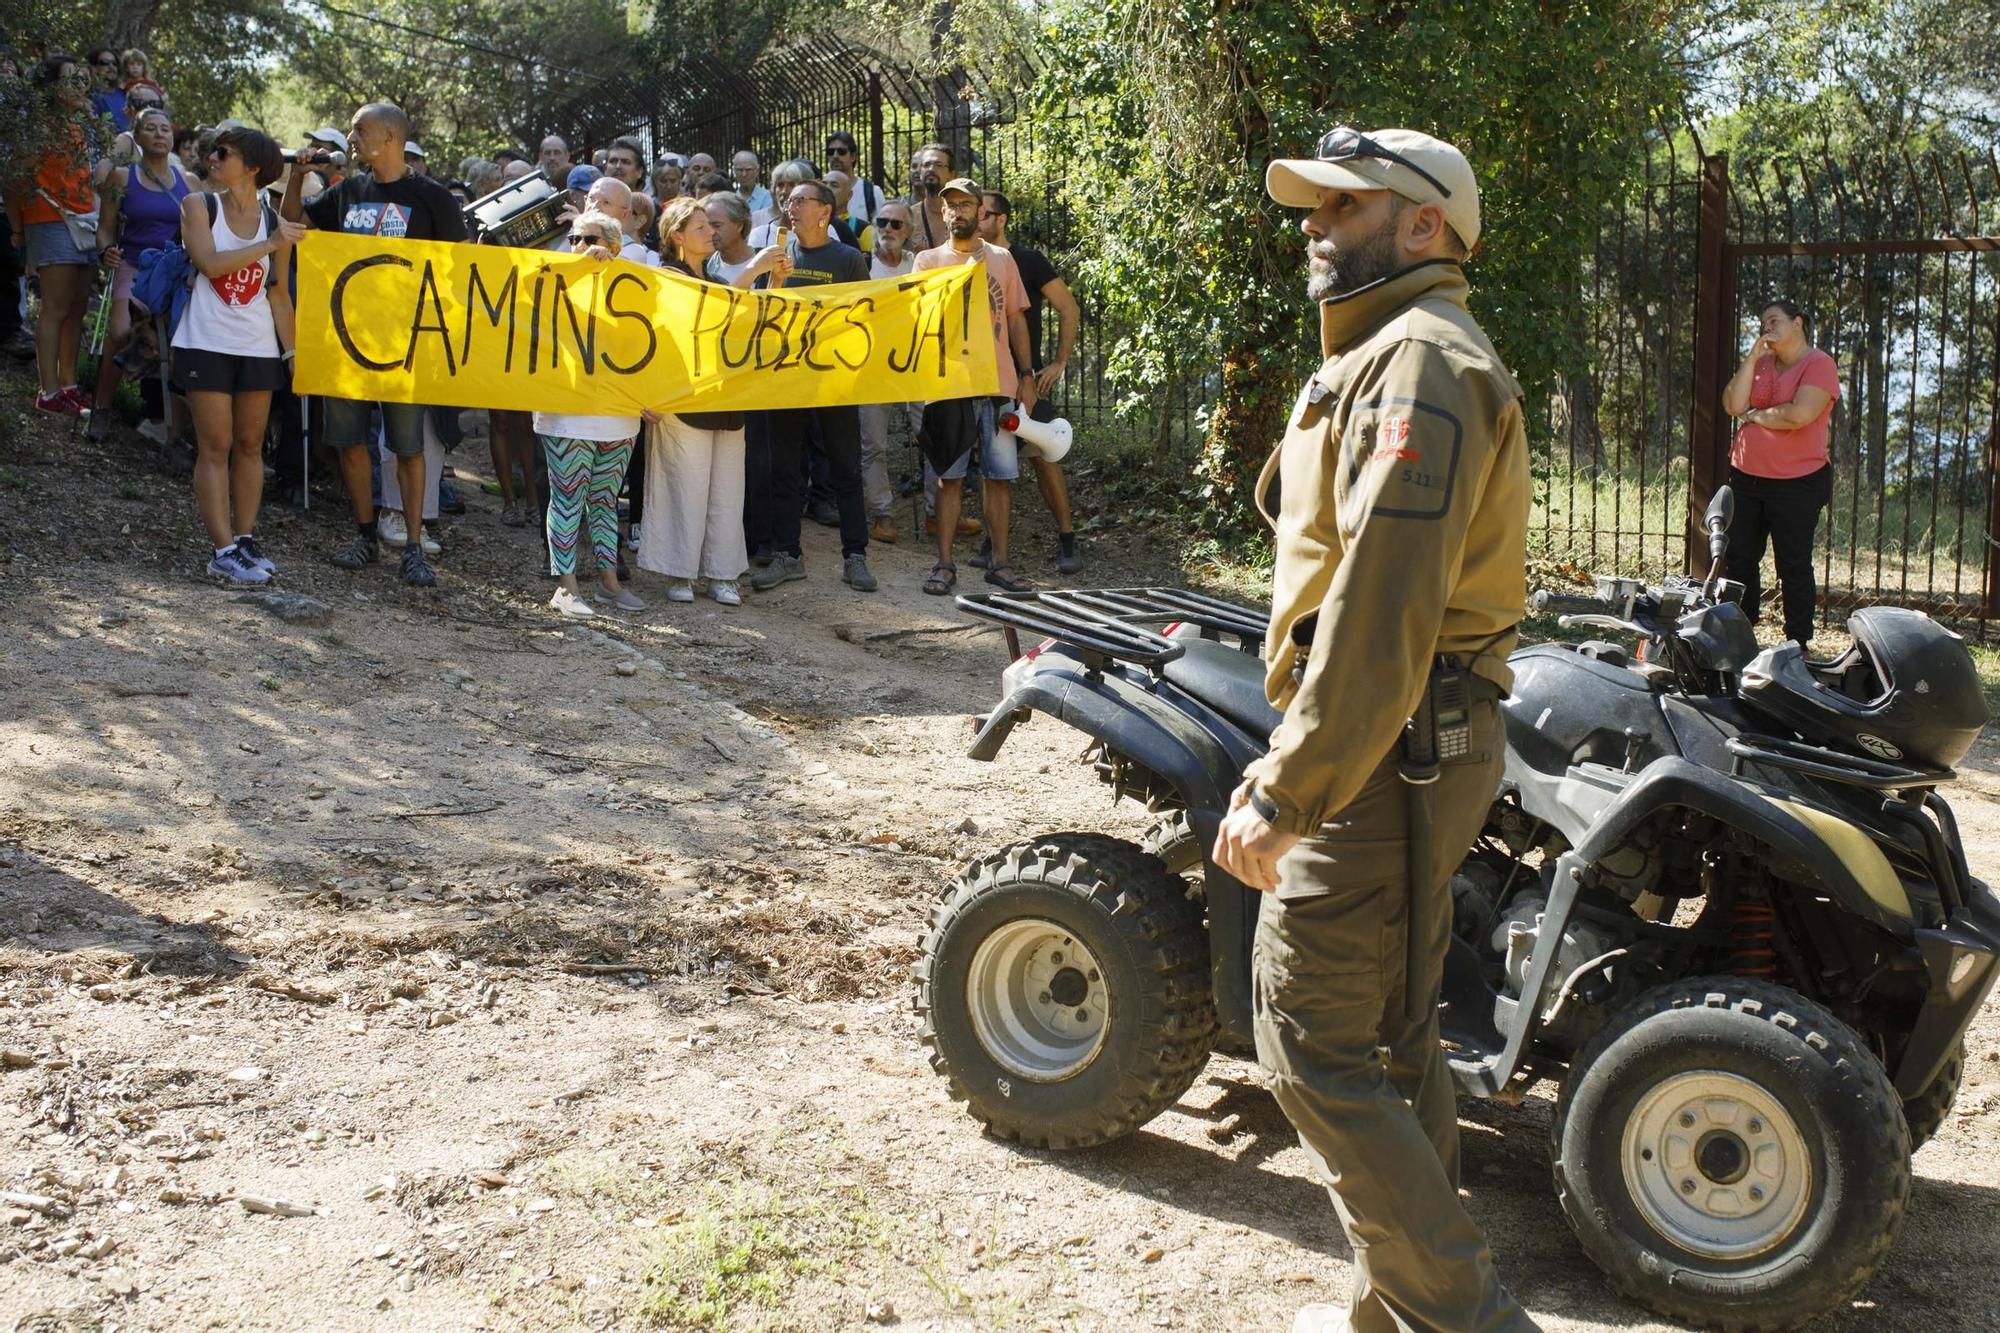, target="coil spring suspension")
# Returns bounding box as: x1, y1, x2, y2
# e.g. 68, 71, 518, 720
1729, 901, 1778, 976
